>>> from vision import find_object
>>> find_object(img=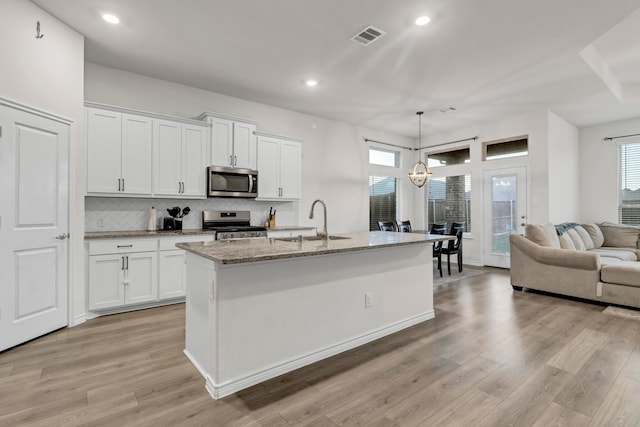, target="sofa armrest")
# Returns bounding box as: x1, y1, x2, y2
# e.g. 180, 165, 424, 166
509, 234, 600, 271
